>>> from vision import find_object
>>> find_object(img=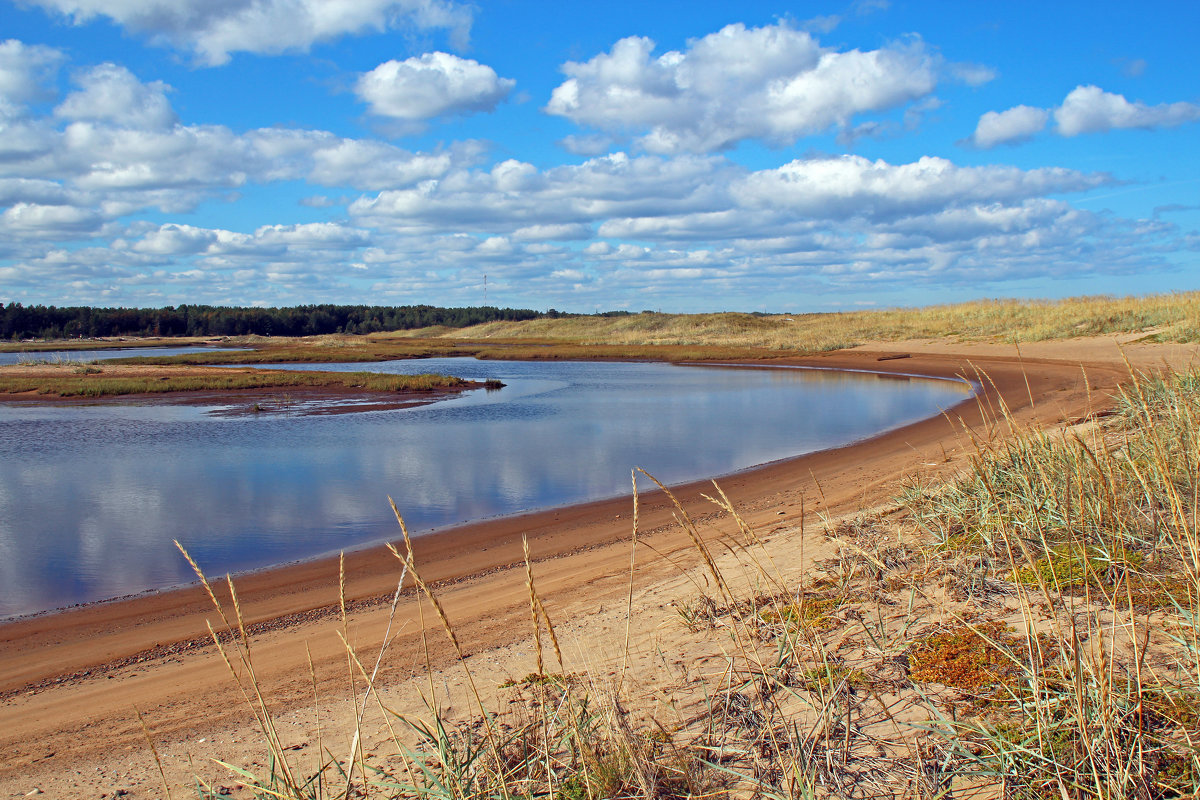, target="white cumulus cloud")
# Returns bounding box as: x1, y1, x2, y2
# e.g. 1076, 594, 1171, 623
968, 104, 1049, 148
22, 0, 474, 66
1054, 84, 1200, 136
970, 85, 1200, 148
356, 53, 514, 122
56, 63, 177, 129
0, 39, 64, 108
2, 201, 102, 236
733, 155, 1108, 222
349, 151, 733, 231
131, 223, 218, 255
545, 23, 947, 153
